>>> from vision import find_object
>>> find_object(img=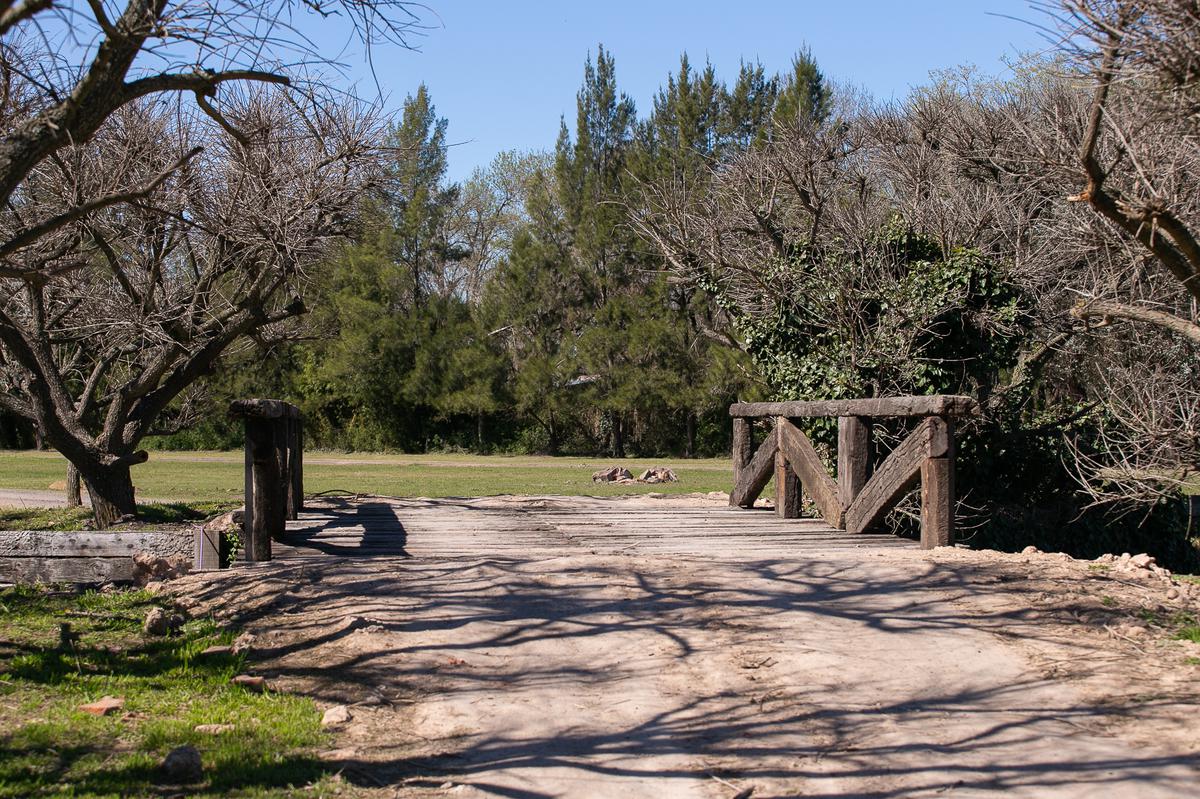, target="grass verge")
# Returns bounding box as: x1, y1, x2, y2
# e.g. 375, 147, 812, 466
0, 586, 341, 798
0, 449, 734, 503
0, 502, 237, 532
